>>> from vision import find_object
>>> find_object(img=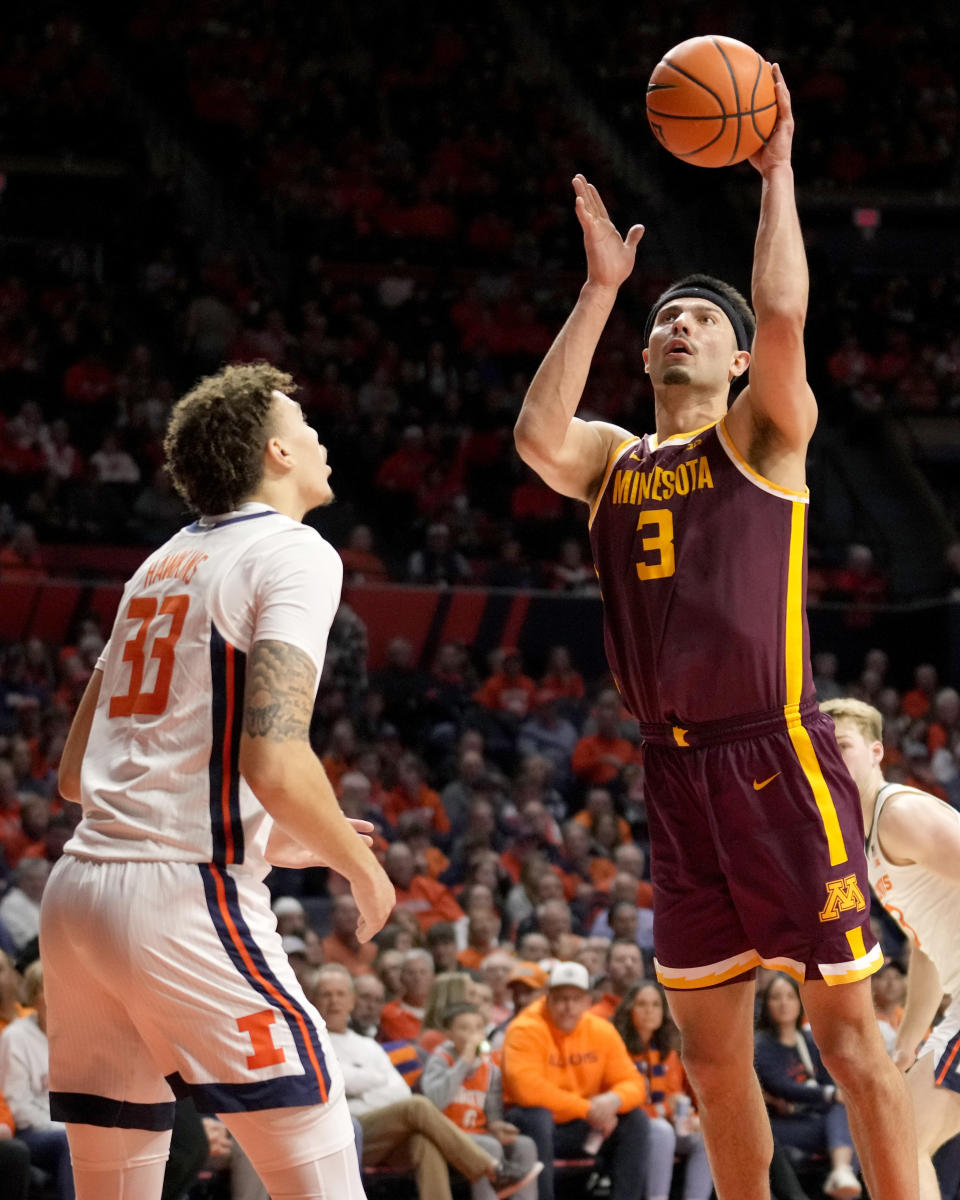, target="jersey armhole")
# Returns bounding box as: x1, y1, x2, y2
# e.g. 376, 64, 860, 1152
717, 419, 810, 502
587, 436, 641, 529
